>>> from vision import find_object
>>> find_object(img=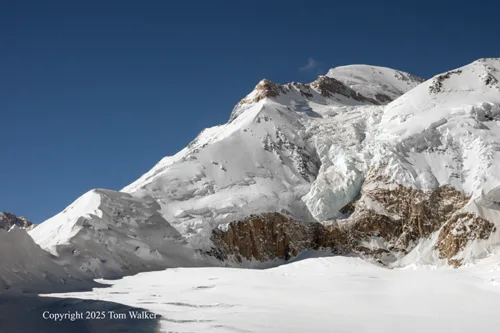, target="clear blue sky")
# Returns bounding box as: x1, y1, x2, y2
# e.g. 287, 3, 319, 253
1, 0, 498, 223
